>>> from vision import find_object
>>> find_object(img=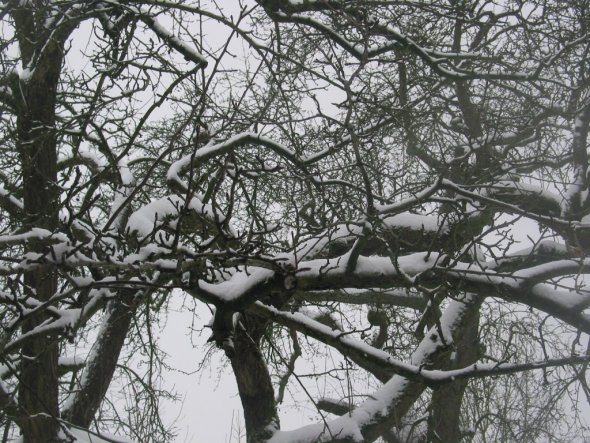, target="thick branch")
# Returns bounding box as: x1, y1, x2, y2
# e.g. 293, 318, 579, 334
62, 290, 140, 428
